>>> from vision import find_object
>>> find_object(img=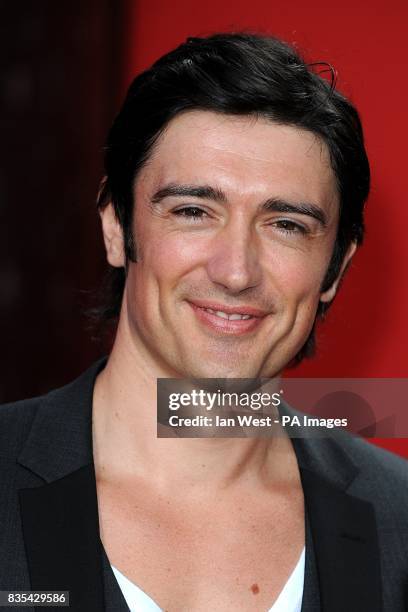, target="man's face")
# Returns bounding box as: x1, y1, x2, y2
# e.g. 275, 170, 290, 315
121, 111, 343, 378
